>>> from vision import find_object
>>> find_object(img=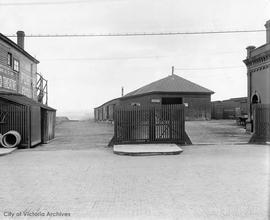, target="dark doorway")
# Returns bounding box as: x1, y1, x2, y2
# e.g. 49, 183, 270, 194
162, 97, 183, 105
252, 94, 259, 104
106, 105, 109, 119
